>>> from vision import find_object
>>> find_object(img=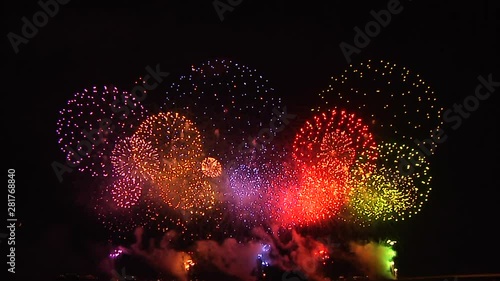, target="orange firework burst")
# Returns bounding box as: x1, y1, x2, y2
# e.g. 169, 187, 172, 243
132, 112, 218, 217
201, 157, 222, 178
133, 112, 204, 187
